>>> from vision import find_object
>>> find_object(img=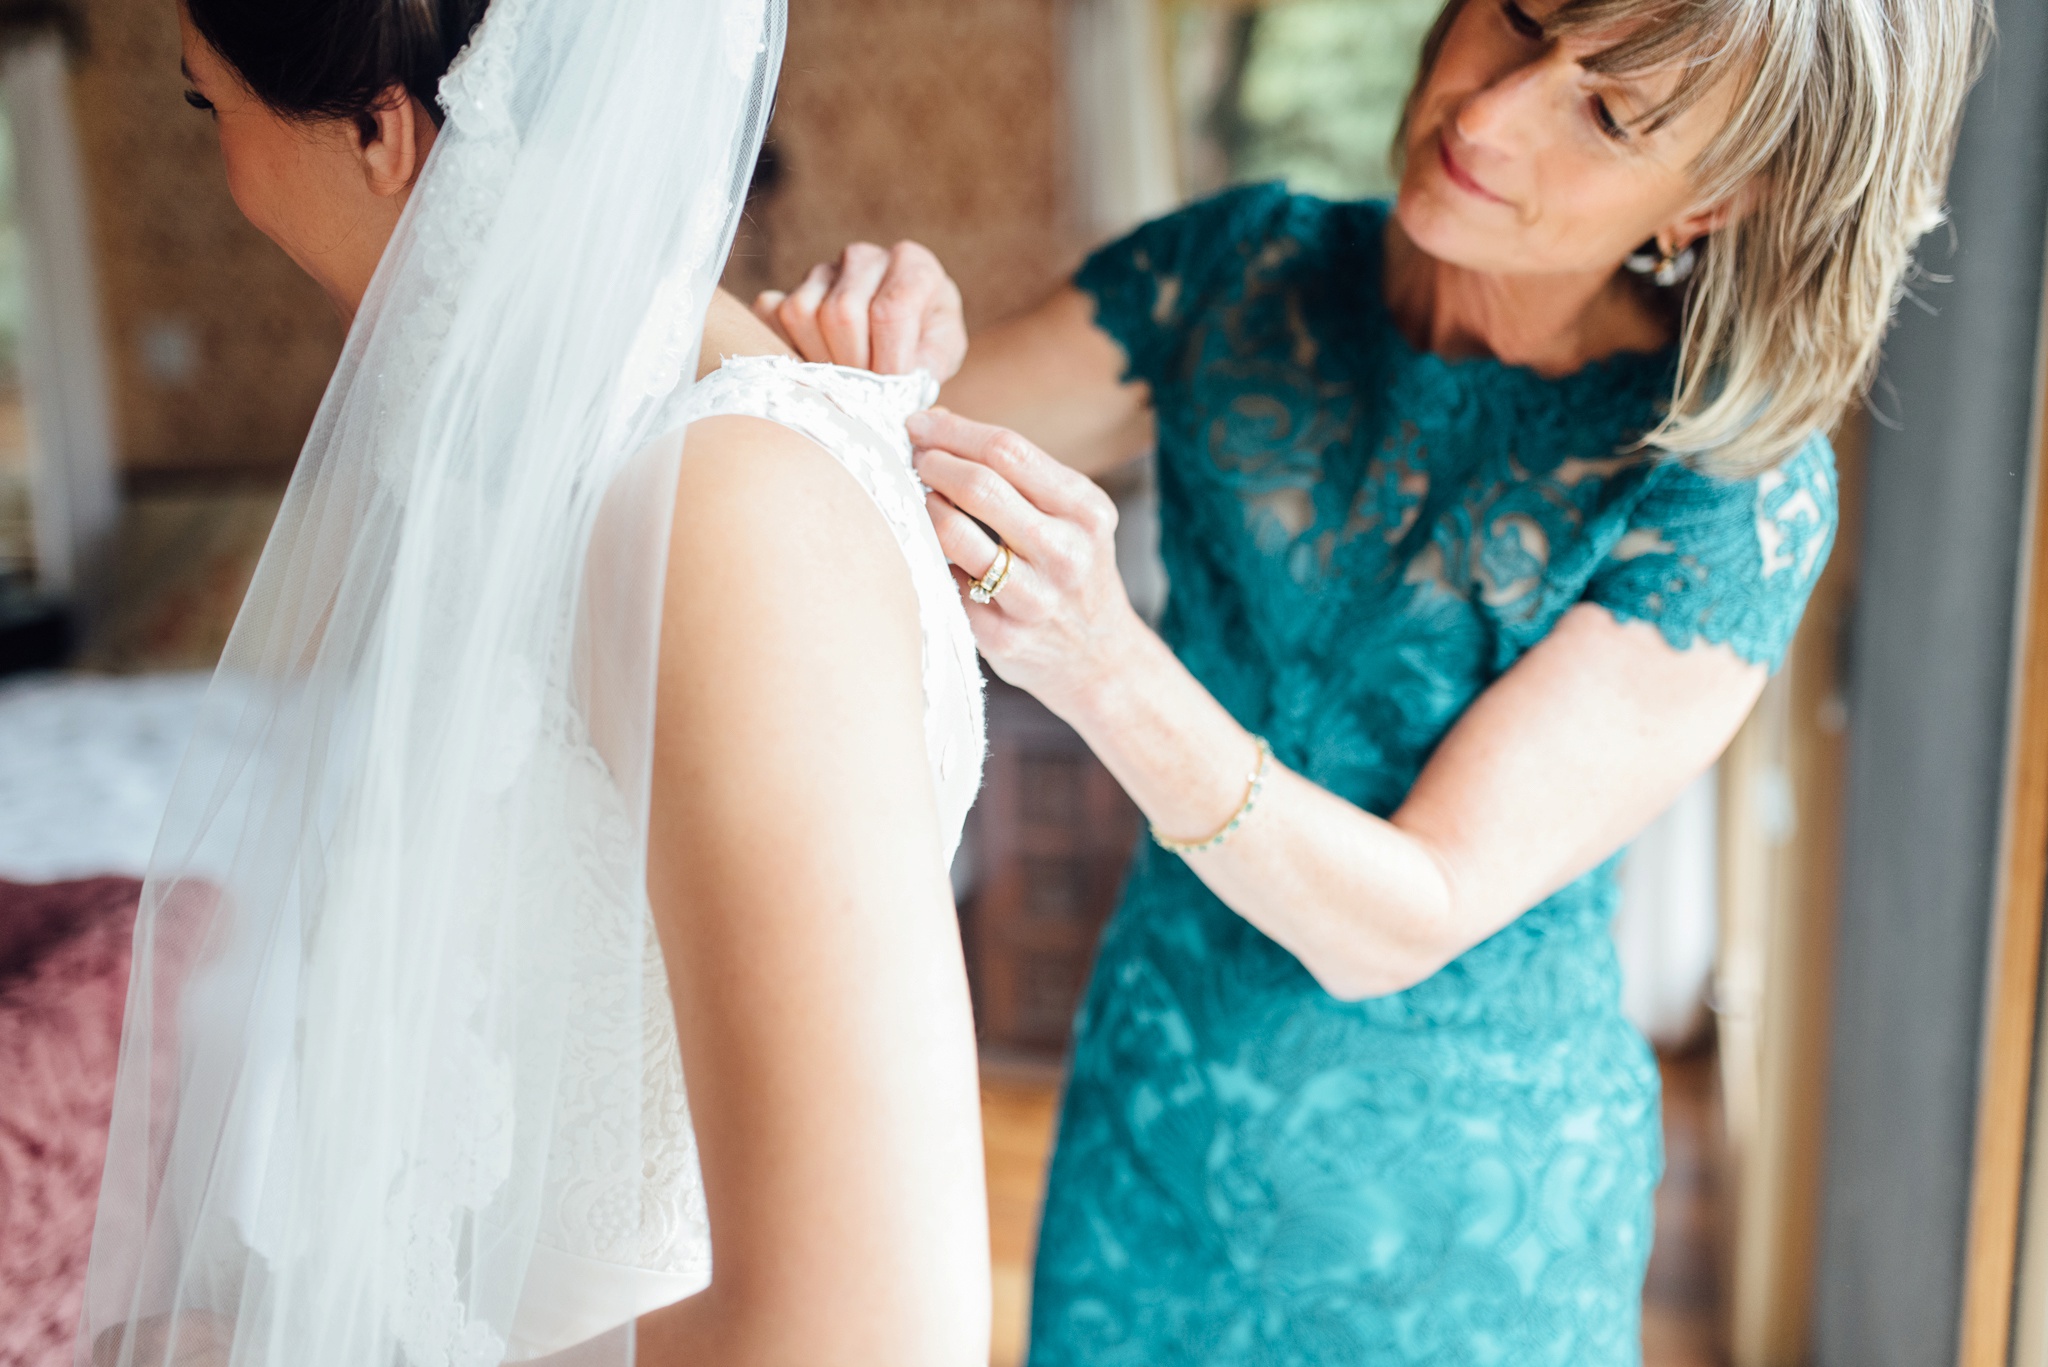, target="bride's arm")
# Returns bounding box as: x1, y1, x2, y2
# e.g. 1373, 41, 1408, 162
634, 414, 989, 1367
